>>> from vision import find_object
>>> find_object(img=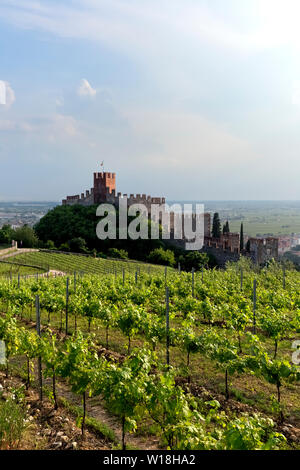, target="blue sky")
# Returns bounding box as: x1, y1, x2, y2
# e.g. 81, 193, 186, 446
1, 0, 300, 201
